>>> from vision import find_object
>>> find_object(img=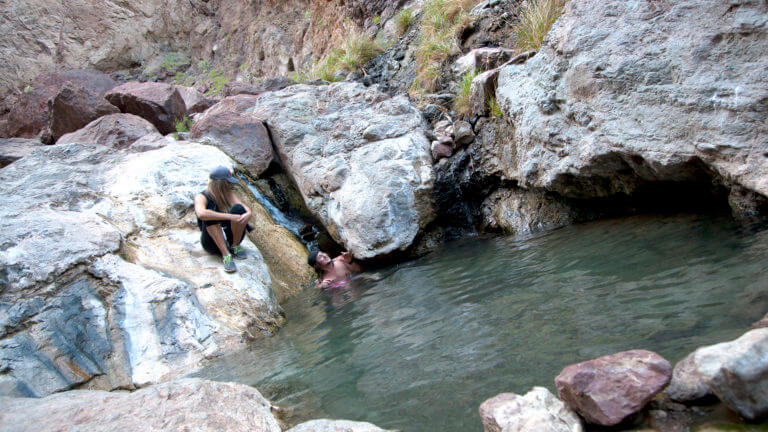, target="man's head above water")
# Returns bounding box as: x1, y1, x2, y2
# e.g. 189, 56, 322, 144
307, 250, 332, 270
